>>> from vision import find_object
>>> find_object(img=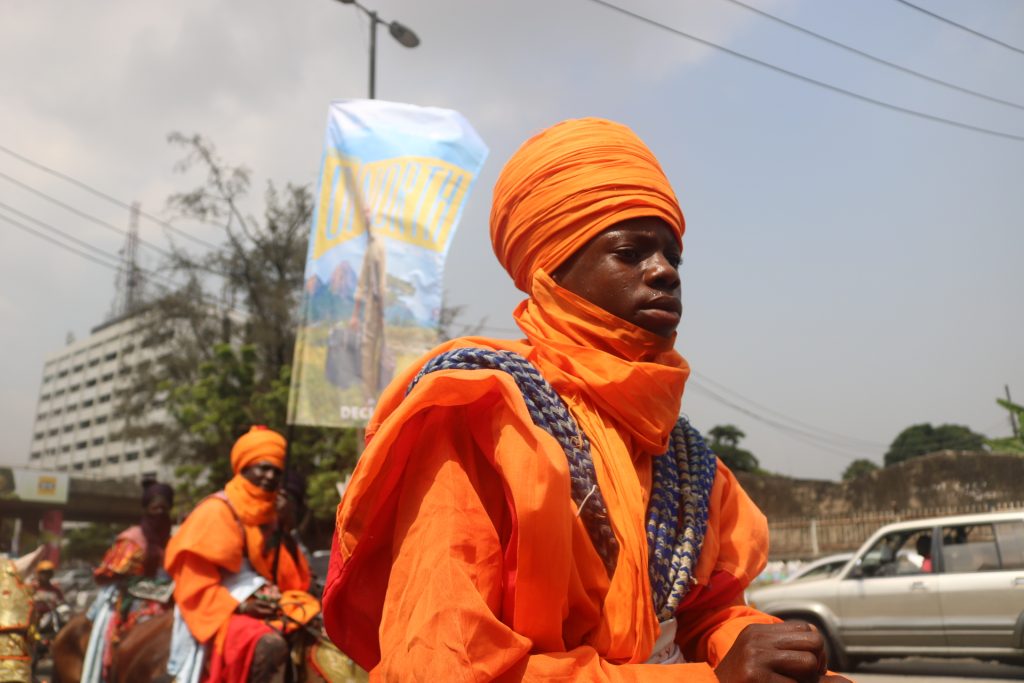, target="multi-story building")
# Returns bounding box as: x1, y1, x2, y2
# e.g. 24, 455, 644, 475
26, 312, 175, 483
